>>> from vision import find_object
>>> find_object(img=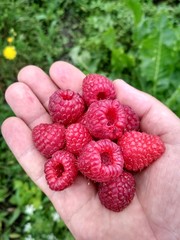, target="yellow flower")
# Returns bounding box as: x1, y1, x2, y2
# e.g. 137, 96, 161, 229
3, 46, 17, 60
7, 37, 14, 43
